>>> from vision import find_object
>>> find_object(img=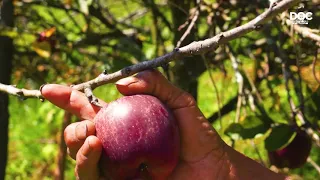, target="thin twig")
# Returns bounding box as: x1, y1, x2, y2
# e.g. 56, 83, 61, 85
226, 45, 244, 123
0, 0, 301, 100
201, 55, 222, 128
244, 50, 263, 103
289, 28, 320, 138
282, 62, 320, 147
176, 0, 201, 48
142, 0, 172, 30
282, 16, 320, 46
307, 157, 320, 176
282, 62, 297, 123
176, 10, 199, 48
245, 89, 256, 112
119, 9, 148, 23
291, 25, 305, 113
251, 140, 266, 167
